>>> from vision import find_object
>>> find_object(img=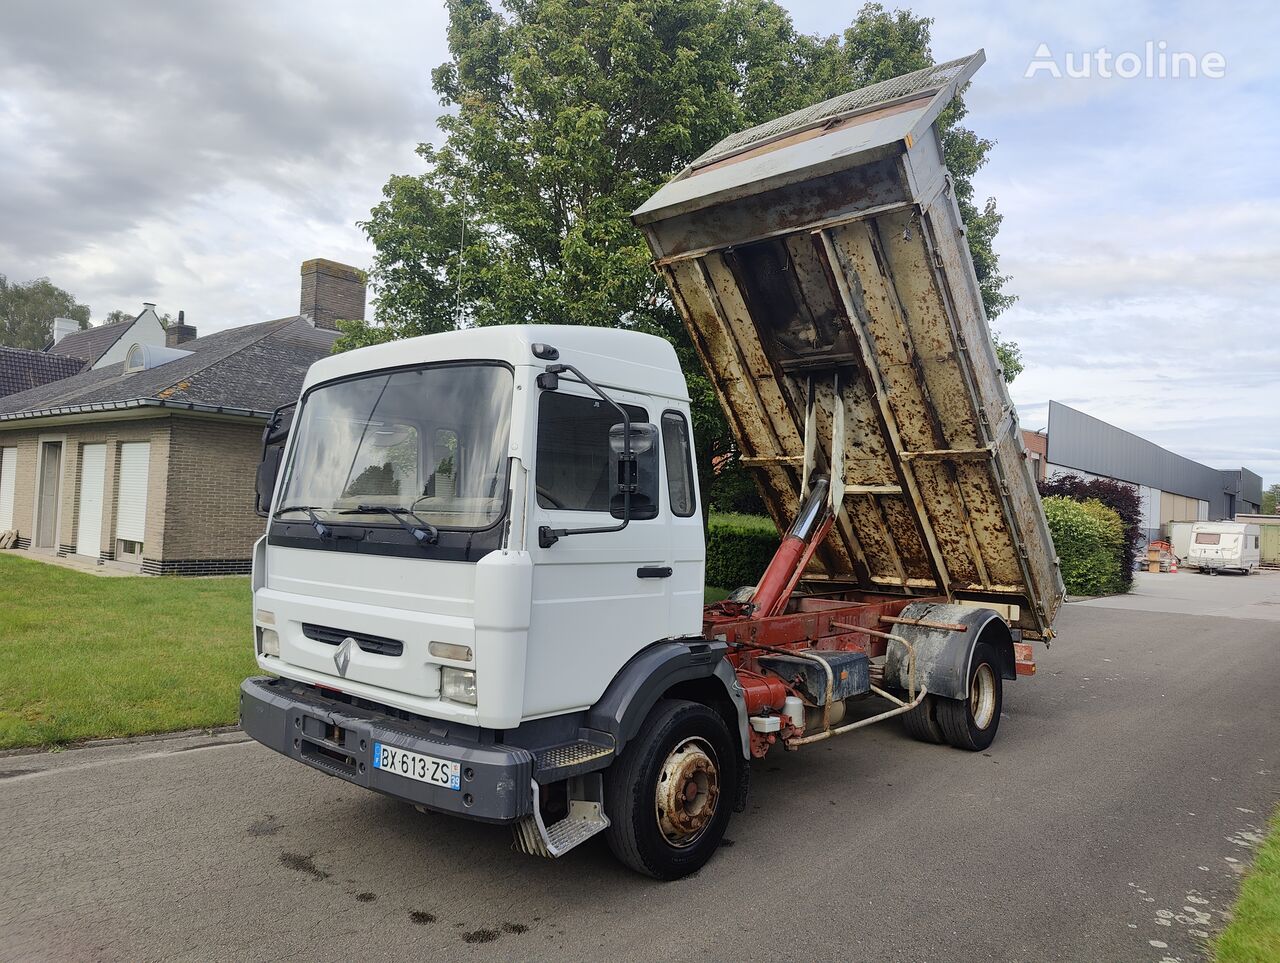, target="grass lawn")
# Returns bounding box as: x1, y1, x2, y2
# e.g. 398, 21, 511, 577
0, 554, 253, 749
1216, 807, 1280, 962
0, 553, 739, 750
